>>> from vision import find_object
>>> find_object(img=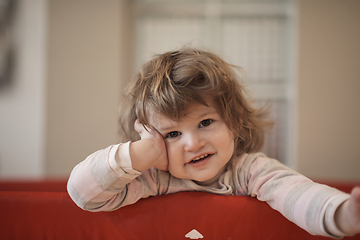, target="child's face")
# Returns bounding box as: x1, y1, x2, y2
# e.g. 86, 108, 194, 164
148, 100, 235, 186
